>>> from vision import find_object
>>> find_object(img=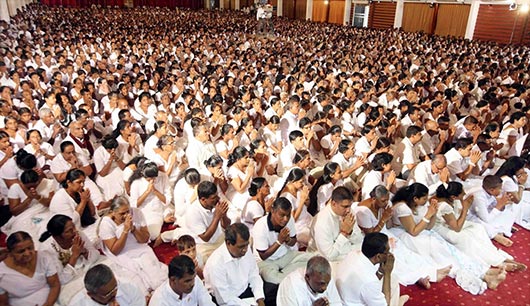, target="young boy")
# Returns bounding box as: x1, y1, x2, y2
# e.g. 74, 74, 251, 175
176, 235, 204, 279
